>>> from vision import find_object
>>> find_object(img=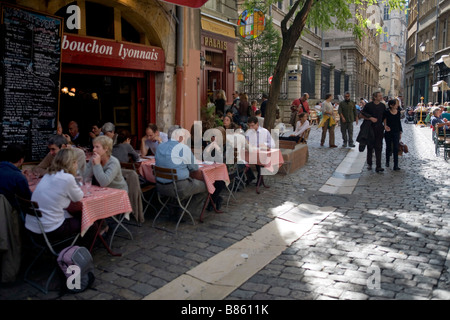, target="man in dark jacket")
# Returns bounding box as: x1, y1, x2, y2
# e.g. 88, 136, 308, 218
359, 91, 386, 172
338, 92, 358, 147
